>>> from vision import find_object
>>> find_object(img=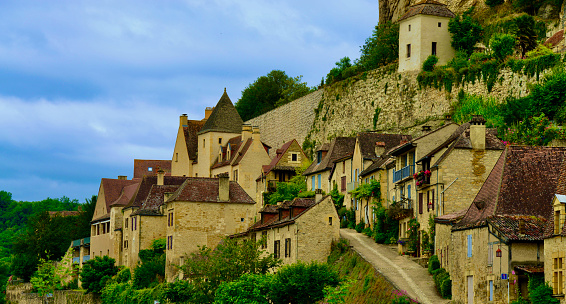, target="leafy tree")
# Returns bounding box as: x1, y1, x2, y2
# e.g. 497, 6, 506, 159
357, 21, 400, 71
326, 57, 353, 84
214, 273, 273, 304
490, 33, 516, 61
133, 238, 166, 289
0, 260, 9, 304
80, 256, 119, 294
77, 195, 97, 239
0, 191, 11, 212
178, 238, 281, 303
514, 14, 537, 58
448, 8, 484, 56
512, 0, 545, 15
267, 163, 310, 205
30, 250, 72, 299
235, 70, 313, 121
485, 0, 504, 7
329, 184, 344, 211
422, 55, 438, 72
269, 261, 340, 304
